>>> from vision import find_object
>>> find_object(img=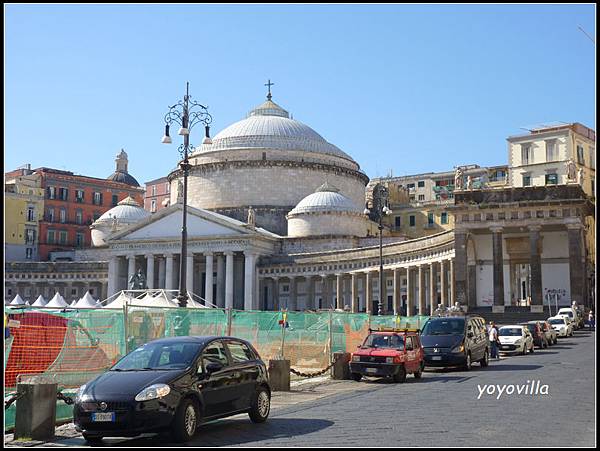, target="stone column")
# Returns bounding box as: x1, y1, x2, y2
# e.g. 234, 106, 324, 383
165, 253, 174, 290
393, 268, 401, 315
243, 252, 256, 311
567, 222, 585, 306
204, 253, 214, 306
365, 271, 373, 315
186, 254, 194, 297
145, 254, 155, 289
450, 259, 455, 305
288, 277, 297, 311
272, 278, 280, 310
529, 225, 543, 306
440, 260, 448, 307
418, 265, 426, 315
429, 263, 437, 315
225, 252, 234, 309
336, 274, 344, 310
307, 276, 316, 310
320, 275, 328, 309
454, 230, 468, 307
216, 254, 225, 308
351, 273, 359, 313
107, 256, 118, 297
158, 257, 166, 289
127, 255, 136, 290
491, 226, 505, 306
406, 267, 413, 316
